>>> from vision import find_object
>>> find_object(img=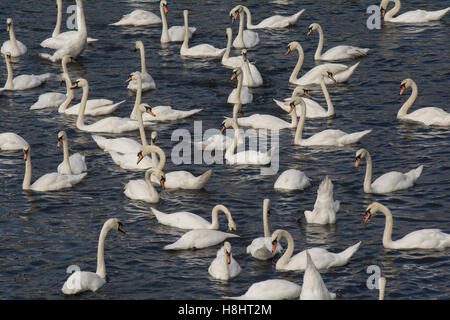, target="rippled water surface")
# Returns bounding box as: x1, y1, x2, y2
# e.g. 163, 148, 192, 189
0, 0, 449, 300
